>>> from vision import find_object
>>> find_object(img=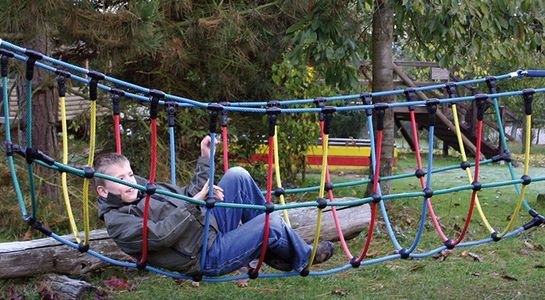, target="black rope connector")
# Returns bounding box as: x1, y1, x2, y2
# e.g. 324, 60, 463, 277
521, 175, 532, 186
87, 70, 105, 101
404, 87, 417, 111
145, 182, 156, 195
78, 242, 90, 253
350, 256, 361, 268
110, 90, 123, 116
322, 106, 336, 135
300, 269, 310, 277
83, 167, 95, 179
136, 261, 147, 271
264, 202, 275, 213
460, 161, 471, 170
57, 75, 66, 97
266, 105, 281, 137
220, 101, 230, 127
474, 94, 488, 121
372, 193, 382, 204
148, 89, 165, 120
166, 102, 177, 127
374, 103, 388, 130
267, 100, 280, 108
486, 76, 497, 94
324, 182, 334, 192
206, 198, 216, 209
207, 102, 224, 134
423, 187, 433, 198
24, 49, 43, 81
444, 82, 457, 99
0, 50, 14, 77
523, 209, 545, 230
316, 198, 328, 209
472, 181, 482, 191
25, 216, 53, 236
25, 147, 55, 165
522, 88, 535, 115
368, 174, 381, 183
192, 273, 203, 282
314, 97, 326, 121
398, 248, 410, 259
490, 231, 501, 242
415, 168, 425, 178
4, 141, 13, 157
360, 92, 373, 116
273, 187, 285, 197
248, 270, 259, 279
426, 99, 439, 126
444, 239, 455, 249
491, 152, 511, 163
